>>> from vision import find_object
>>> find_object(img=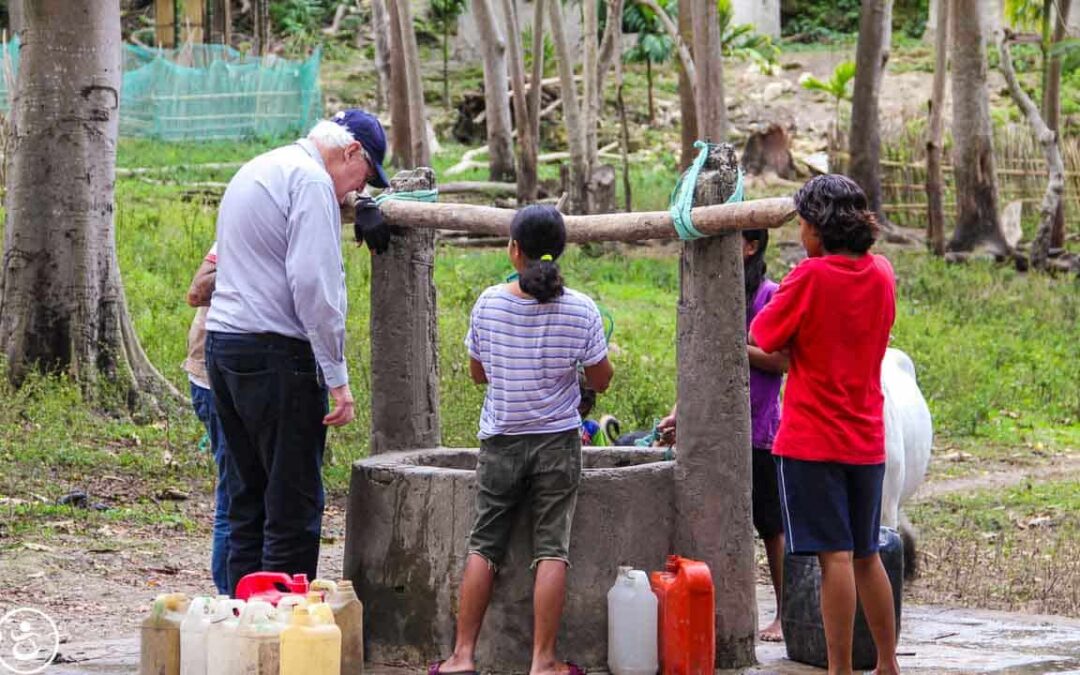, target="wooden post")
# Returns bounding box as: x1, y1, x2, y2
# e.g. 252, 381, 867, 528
369, 168, 441, 454
674, 143, 756, 668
